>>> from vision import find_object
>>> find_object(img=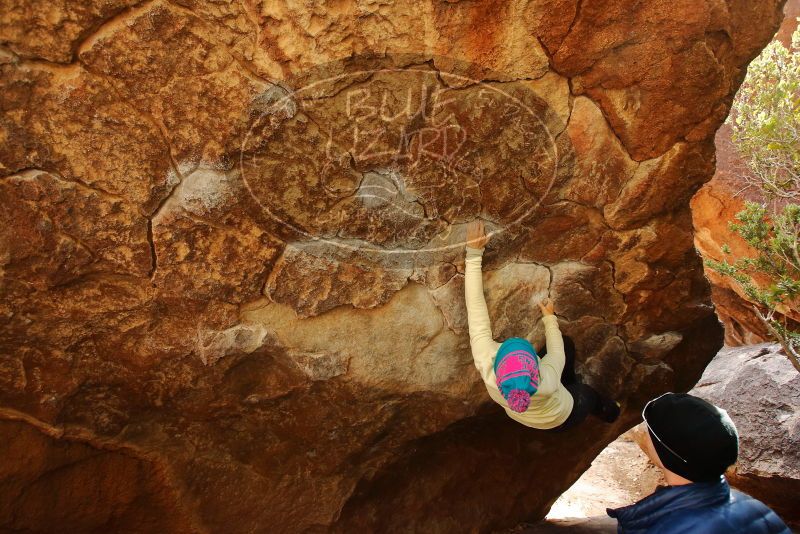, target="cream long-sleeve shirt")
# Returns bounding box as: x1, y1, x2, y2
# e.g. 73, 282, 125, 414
465, 245, 574, 429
